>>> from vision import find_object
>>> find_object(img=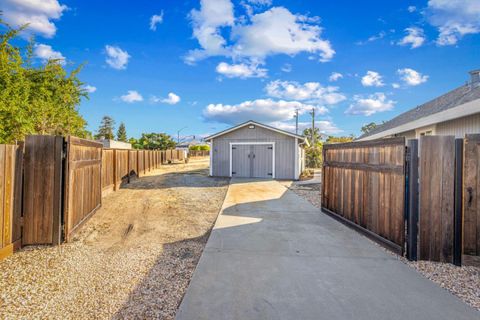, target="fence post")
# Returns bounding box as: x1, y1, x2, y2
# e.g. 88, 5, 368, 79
453, 138, 463, 266
406, 139, 419, 261
113, 149, 117, 191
